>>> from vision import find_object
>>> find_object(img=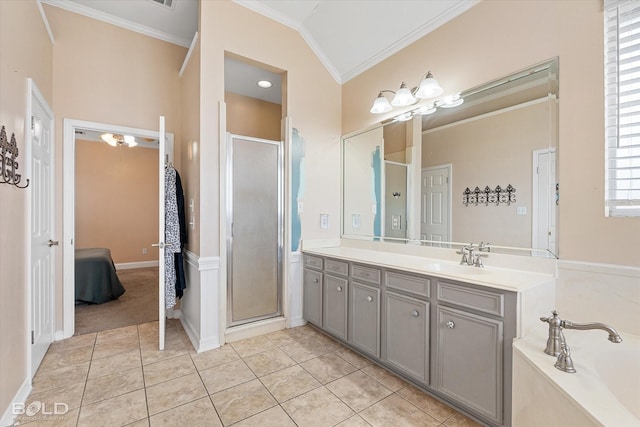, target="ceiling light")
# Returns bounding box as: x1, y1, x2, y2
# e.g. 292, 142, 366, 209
257, 80, 272, 88
101, 133, 138, 148
437, 93, 464, 108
